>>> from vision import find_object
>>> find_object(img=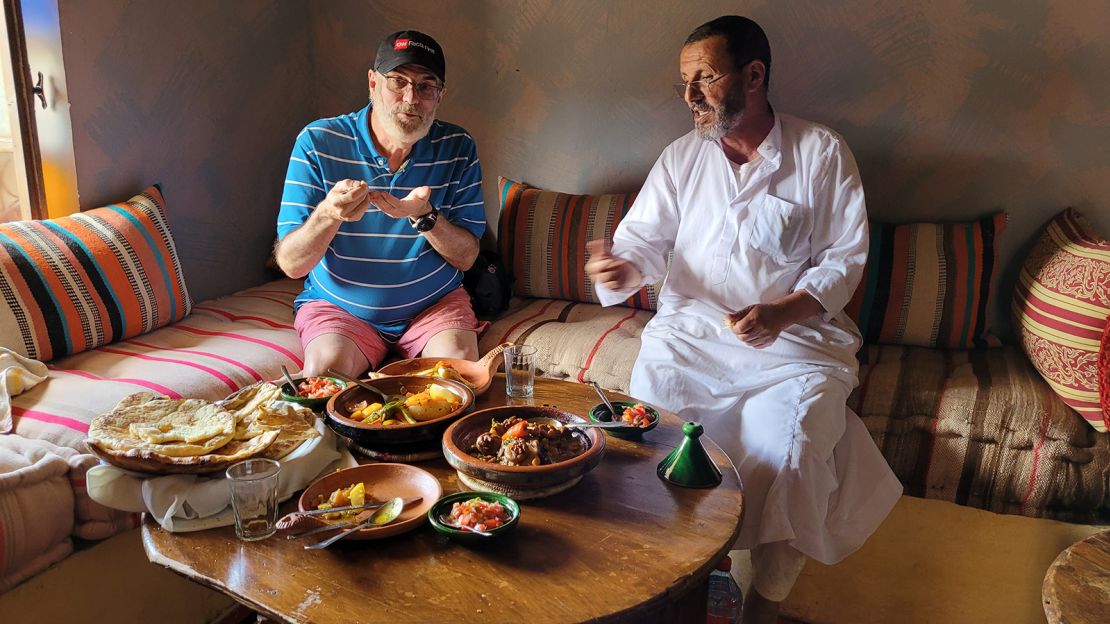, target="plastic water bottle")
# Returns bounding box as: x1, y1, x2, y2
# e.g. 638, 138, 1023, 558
706, 555, 743, 623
